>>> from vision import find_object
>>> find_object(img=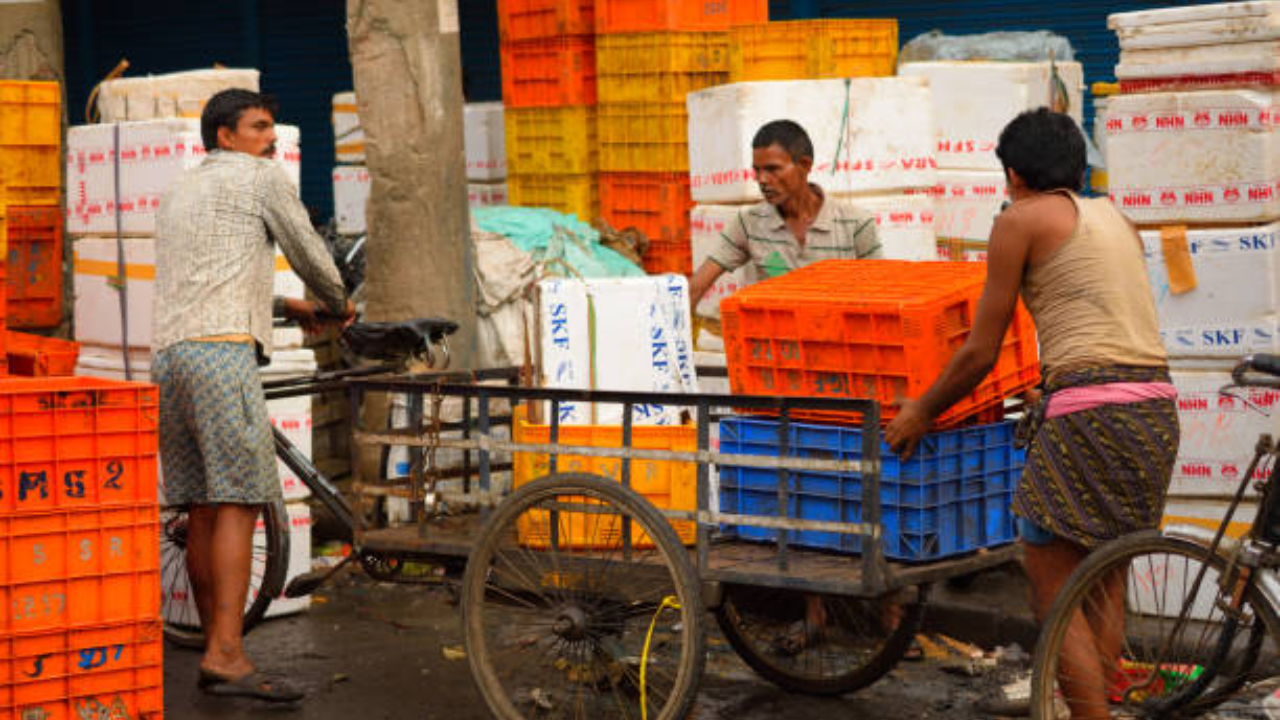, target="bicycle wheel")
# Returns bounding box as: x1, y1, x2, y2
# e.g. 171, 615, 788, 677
716, 584, 924, 696
461, 473, 705, 720
159, 501, 291, 648
1030, 530, 1274, 720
